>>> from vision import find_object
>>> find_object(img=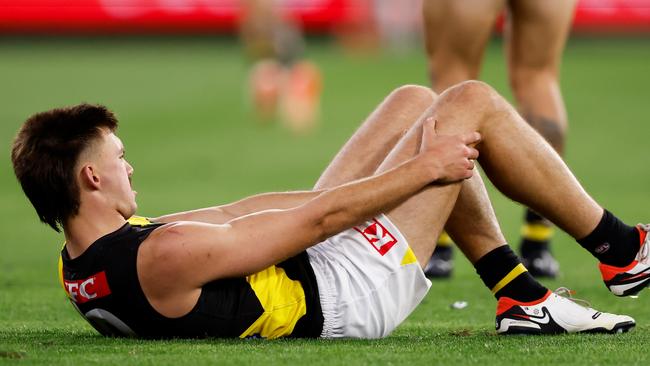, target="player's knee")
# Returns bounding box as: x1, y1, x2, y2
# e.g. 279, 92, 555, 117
447, 80, 499, 106
437, 80, 509, 125
388, 84, 437, 105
